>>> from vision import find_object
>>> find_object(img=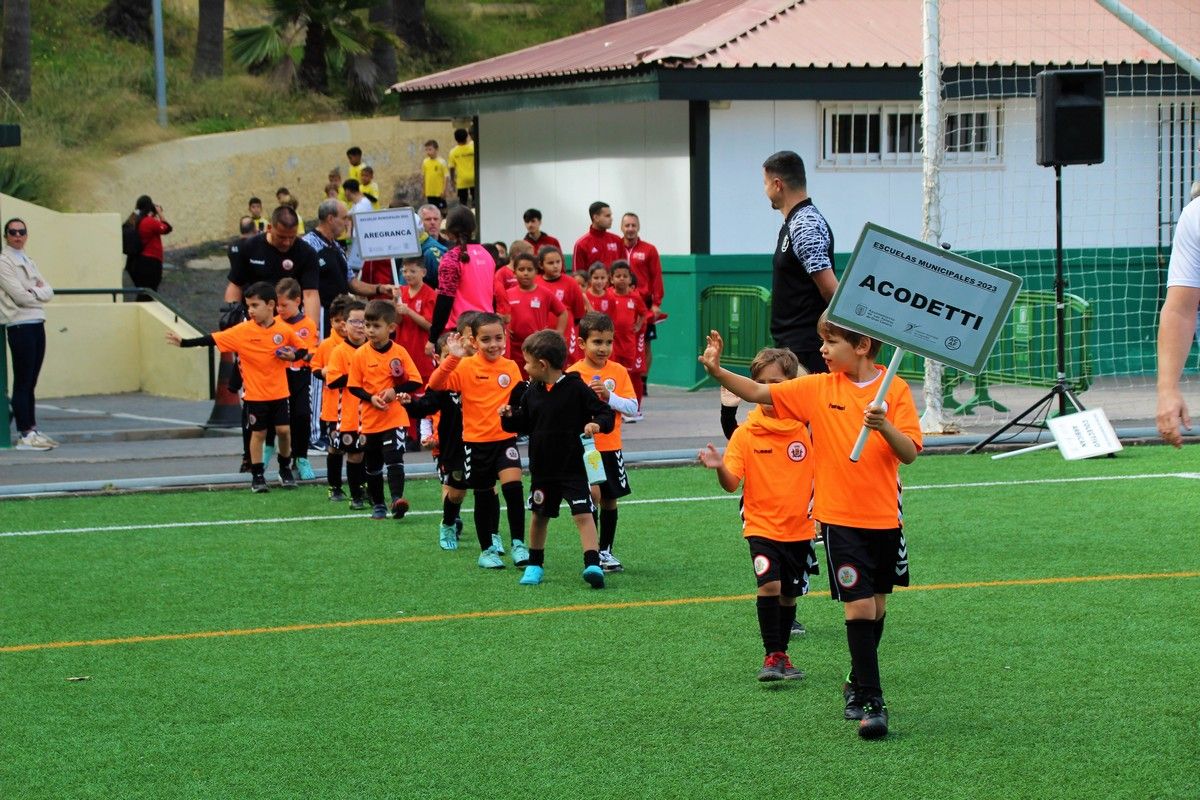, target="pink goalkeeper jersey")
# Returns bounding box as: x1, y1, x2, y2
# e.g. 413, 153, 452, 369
438, 243, 496, 328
